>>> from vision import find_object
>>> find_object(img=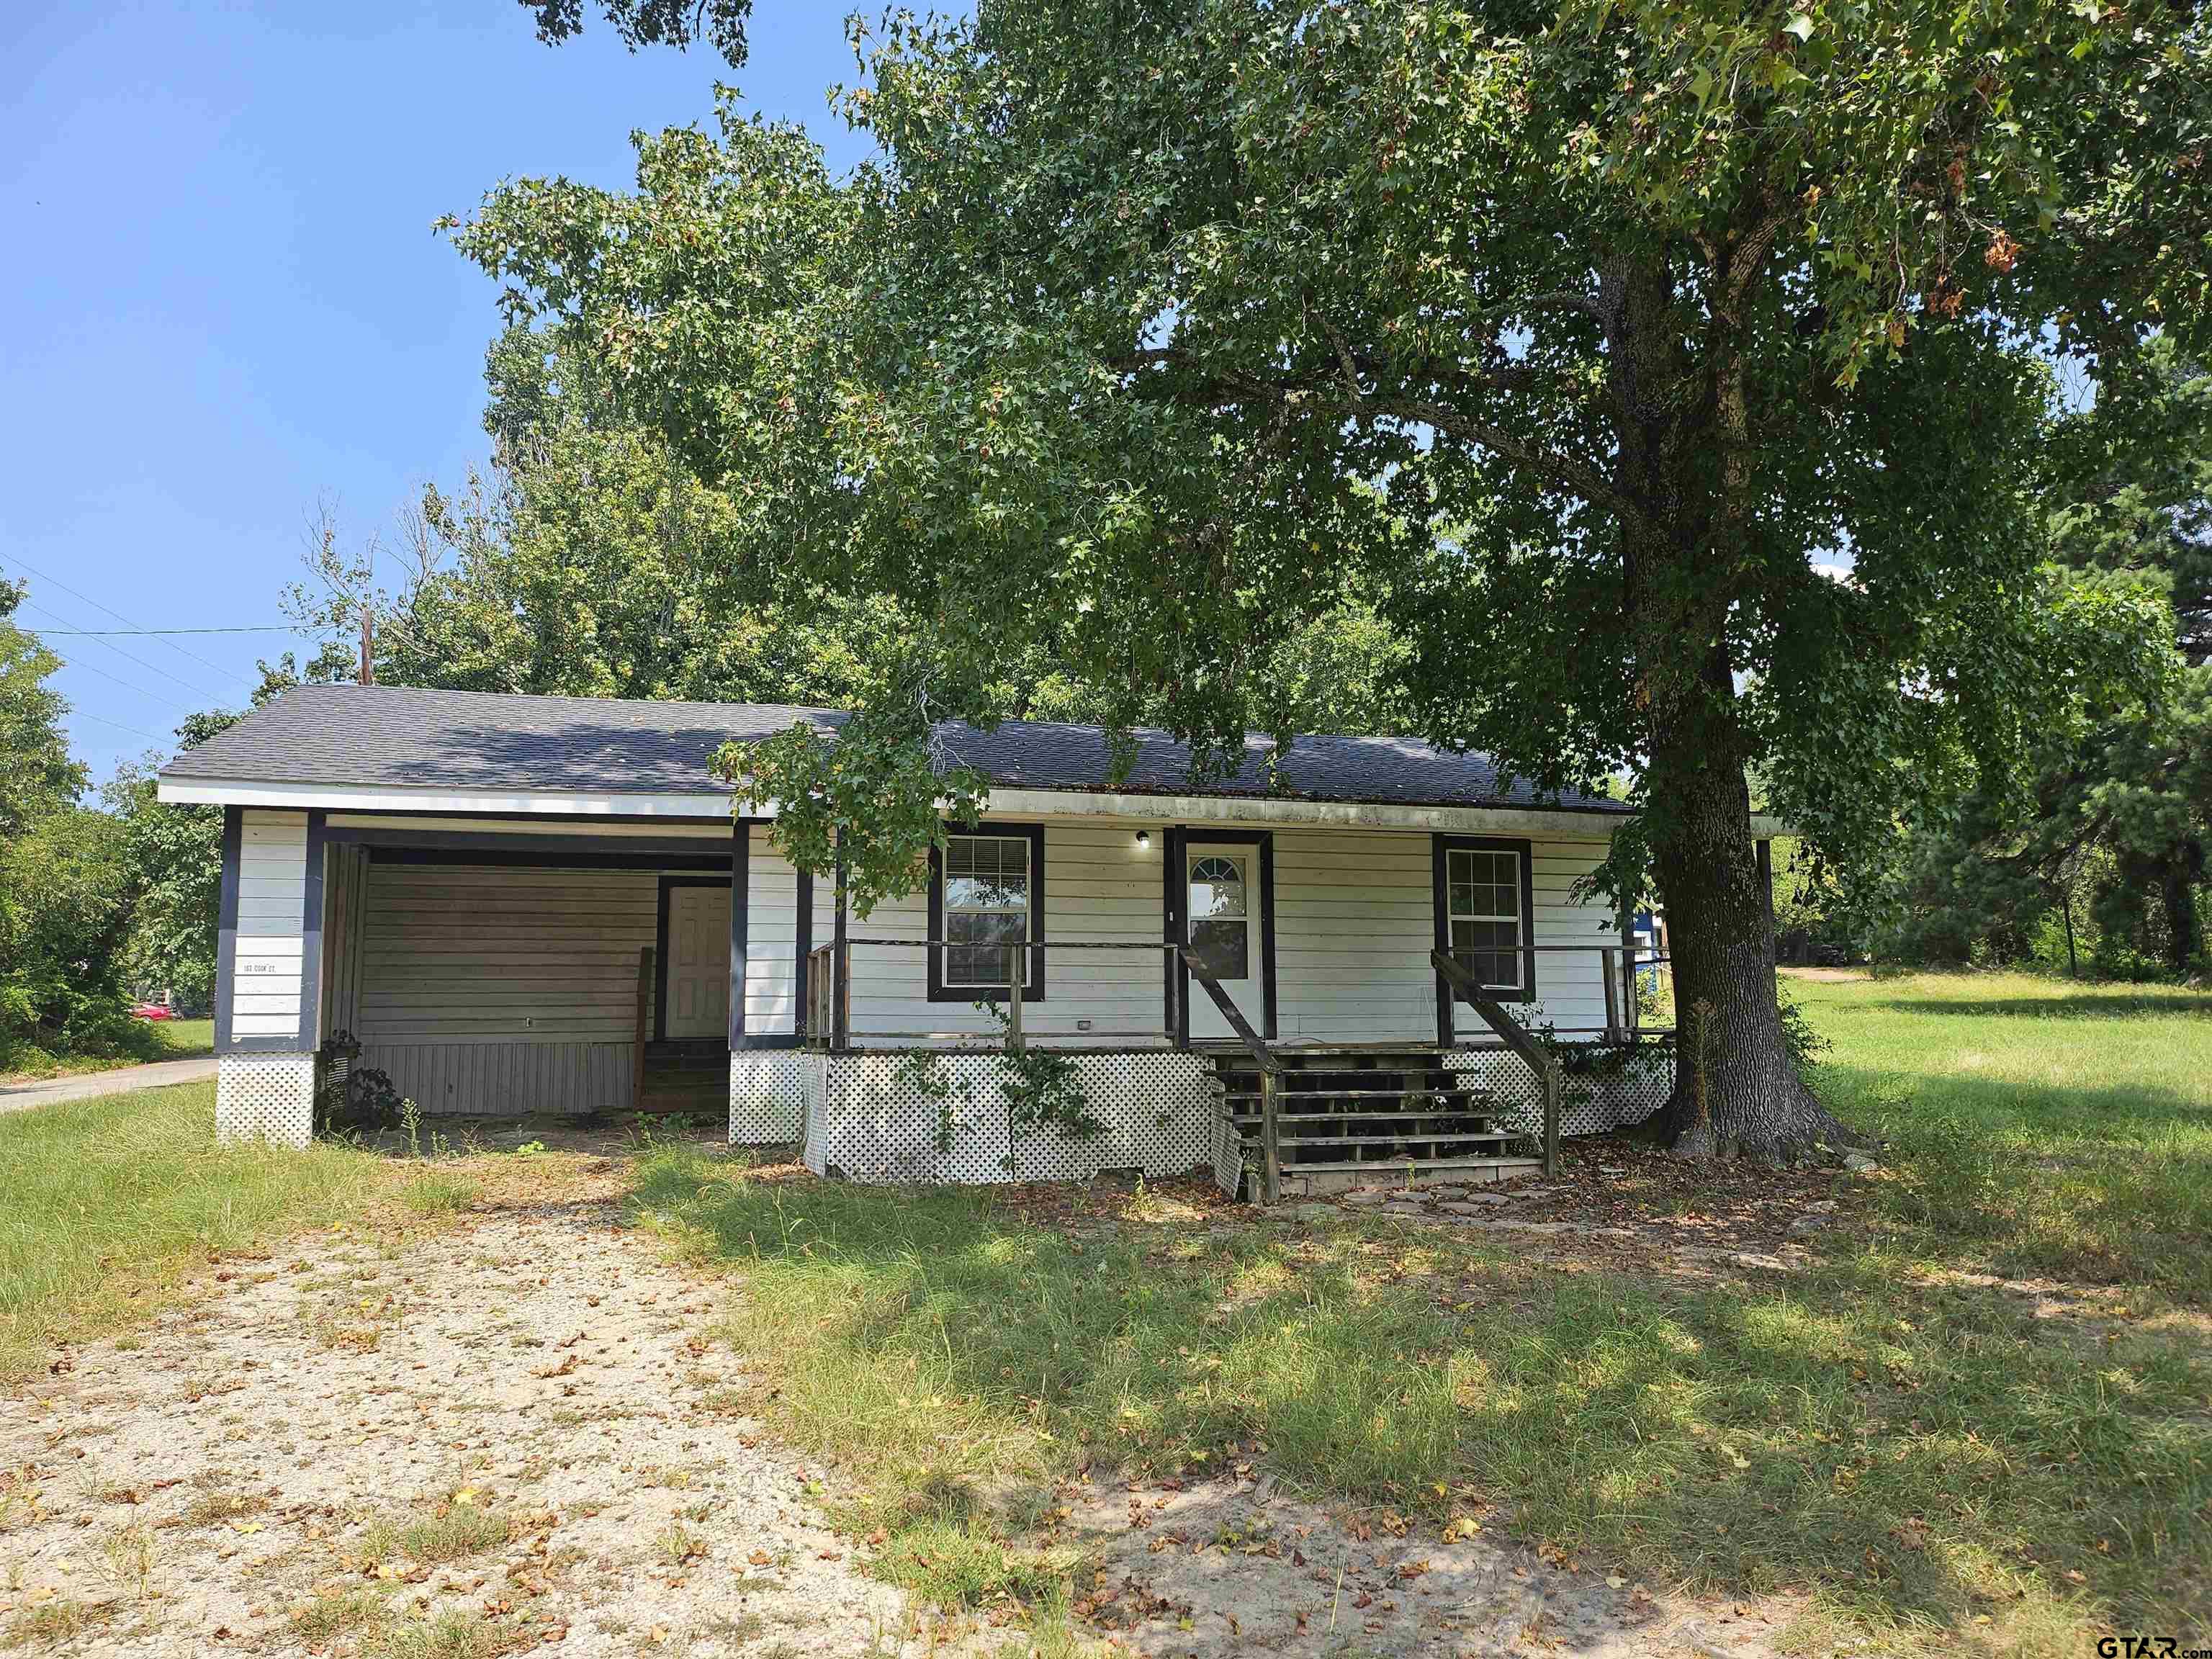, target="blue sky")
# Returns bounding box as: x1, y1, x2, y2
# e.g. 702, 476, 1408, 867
2, 1, 879, 786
